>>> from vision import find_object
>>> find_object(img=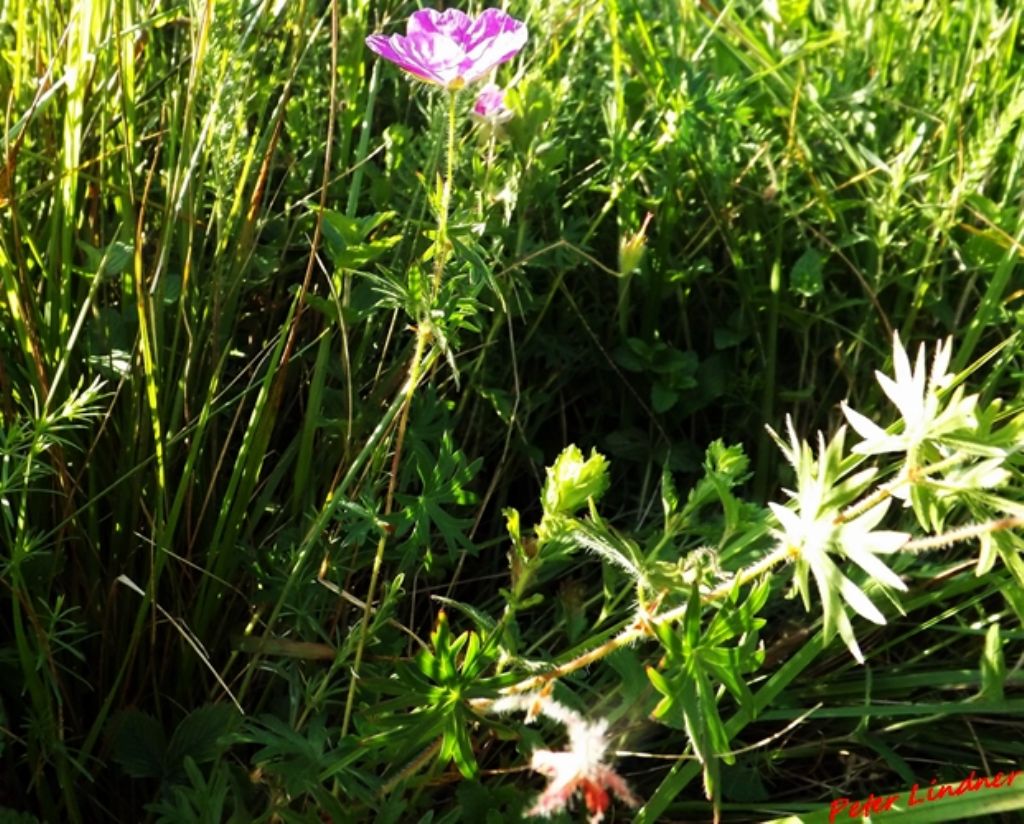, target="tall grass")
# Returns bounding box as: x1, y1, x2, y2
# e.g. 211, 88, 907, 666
1, 0, 1022, 821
